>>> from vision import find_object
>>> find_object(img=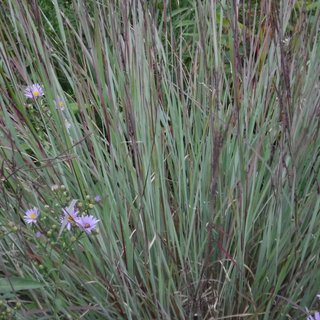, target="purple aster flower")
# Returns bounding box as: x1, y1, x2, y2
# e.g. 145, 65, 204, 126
75, 215, 99, 233
60, 206, 79, 231
308, 313, 320, 320
64, 119, 71, 129
54, 96, 65, 111
51, 184, 59, 192
24, 208, 39, 225
94, 196, 101, 203
25, 84, 44, 99
35, 231, 41, 238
